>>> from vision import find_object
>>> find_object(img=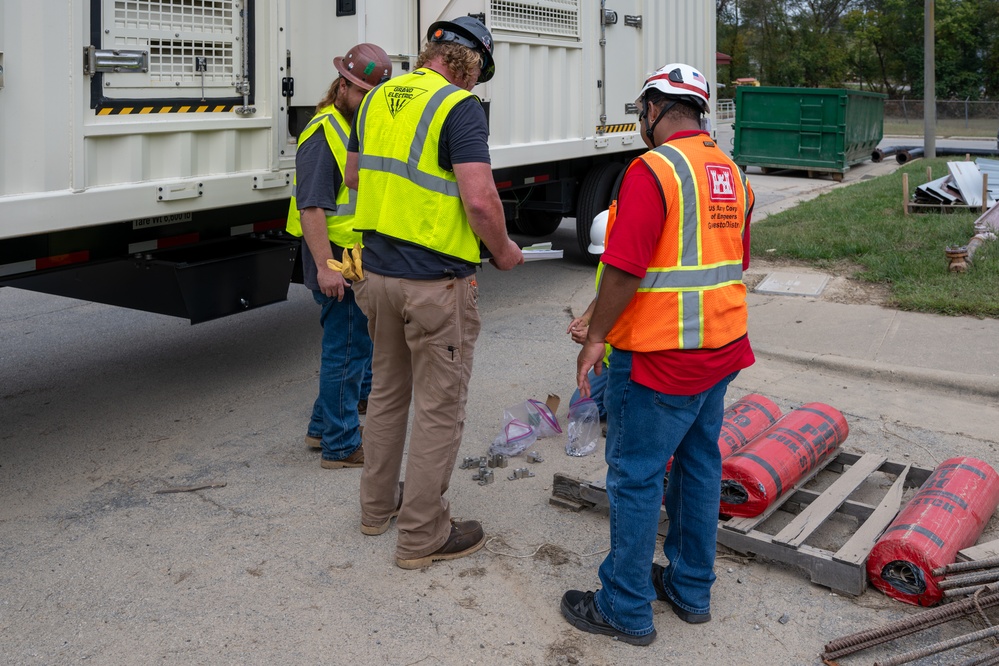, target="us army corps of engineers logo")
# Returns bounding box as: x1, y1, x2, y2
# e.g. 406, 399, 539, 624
383, 85, 428, 117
